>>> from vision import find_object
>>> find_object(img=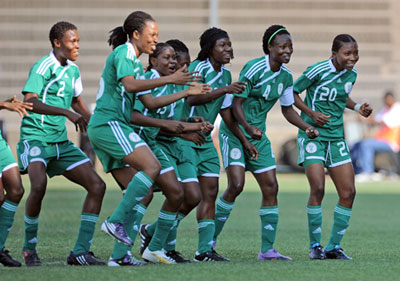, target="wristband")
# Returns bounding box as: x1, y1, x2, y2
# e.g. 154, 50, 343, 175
353, 103, 362, 112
